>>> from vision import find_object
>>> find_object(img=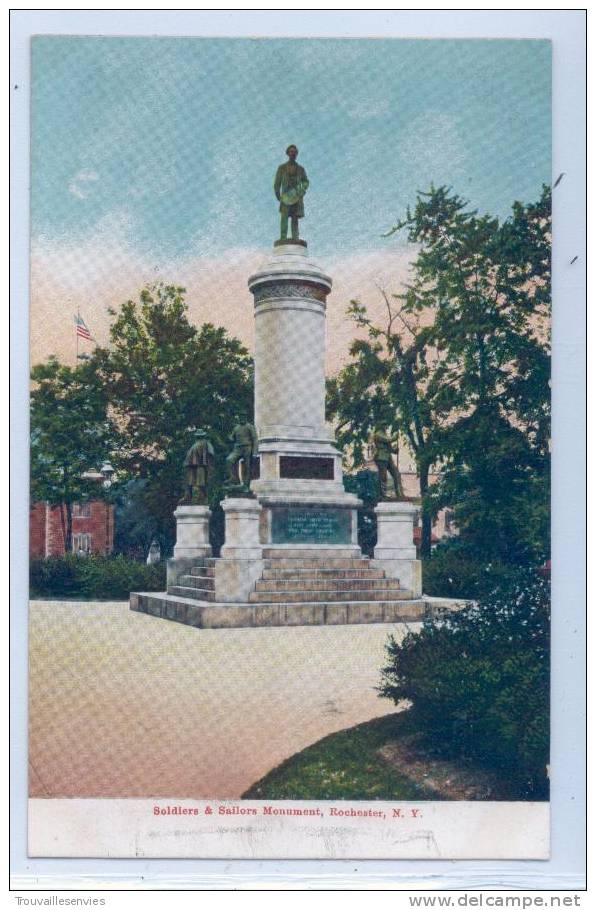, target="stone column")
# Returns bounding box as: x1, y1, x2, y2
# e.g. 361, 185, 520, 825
373, 501, 422, 596
173, 505, 212, 559
246, 242, 362, 544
